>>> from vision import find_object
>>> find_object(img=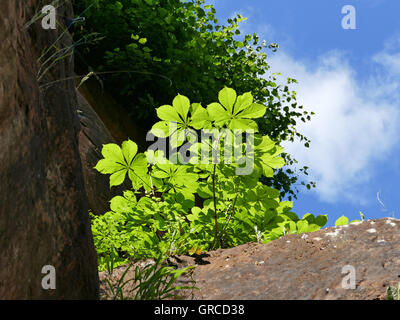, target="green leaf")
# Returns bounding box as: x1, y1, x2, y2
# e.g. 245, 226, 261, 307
110, 195, 133, 212
131, 153, 148, 173
110, 169, 128, 187
236, 103, 266, 119
190, 103, 202, 114
94, 159, 125, 174
207, 102, 230, 122
152, 169, 170, 179
190, 104, 210, 129
315, 215, 328, 227
95, 141, 148, 188
257, 136, 275, 150
172, 94, 190, 122
156, 105, 182, 122
296, 220, 309, 233
335, 215, 349, 226
145, 150, 166, 165
128, 160, 149, 190
234, 92, 253, 114
261, 154, 285, 169
228, 118, 258, 131
121, 140, 138, 166
151, 121, 171, 138
101, 144, 124, 163
218, 87, 236, 113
